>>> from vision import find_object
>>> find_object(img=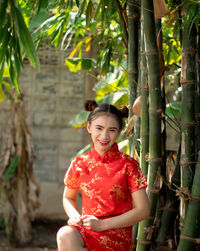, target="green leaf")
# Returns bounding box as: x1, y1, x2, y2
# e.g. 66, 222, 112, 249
69, 109, 90, 128
78, 0, 87, 16
97, 89, 127, 105
75, 0, 80, 7
86, 0, 94, 24
0, 26, 10, 65
14, 7, 40, 71
2, 81, 11, 92
0, 0, 8, 29
81, 58, 96, 70
0, 83, 5, 102
165, 102, 181, 119
6, 51, 20, 93
65, 58, 96, 72
37, 0, 48, 11
65, 58, 82, 72
3, 155, 19, 182
94, 72, 121, 91
29, 8, 48, 31
0, 59, 5, 84
0, 80, 10, 103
